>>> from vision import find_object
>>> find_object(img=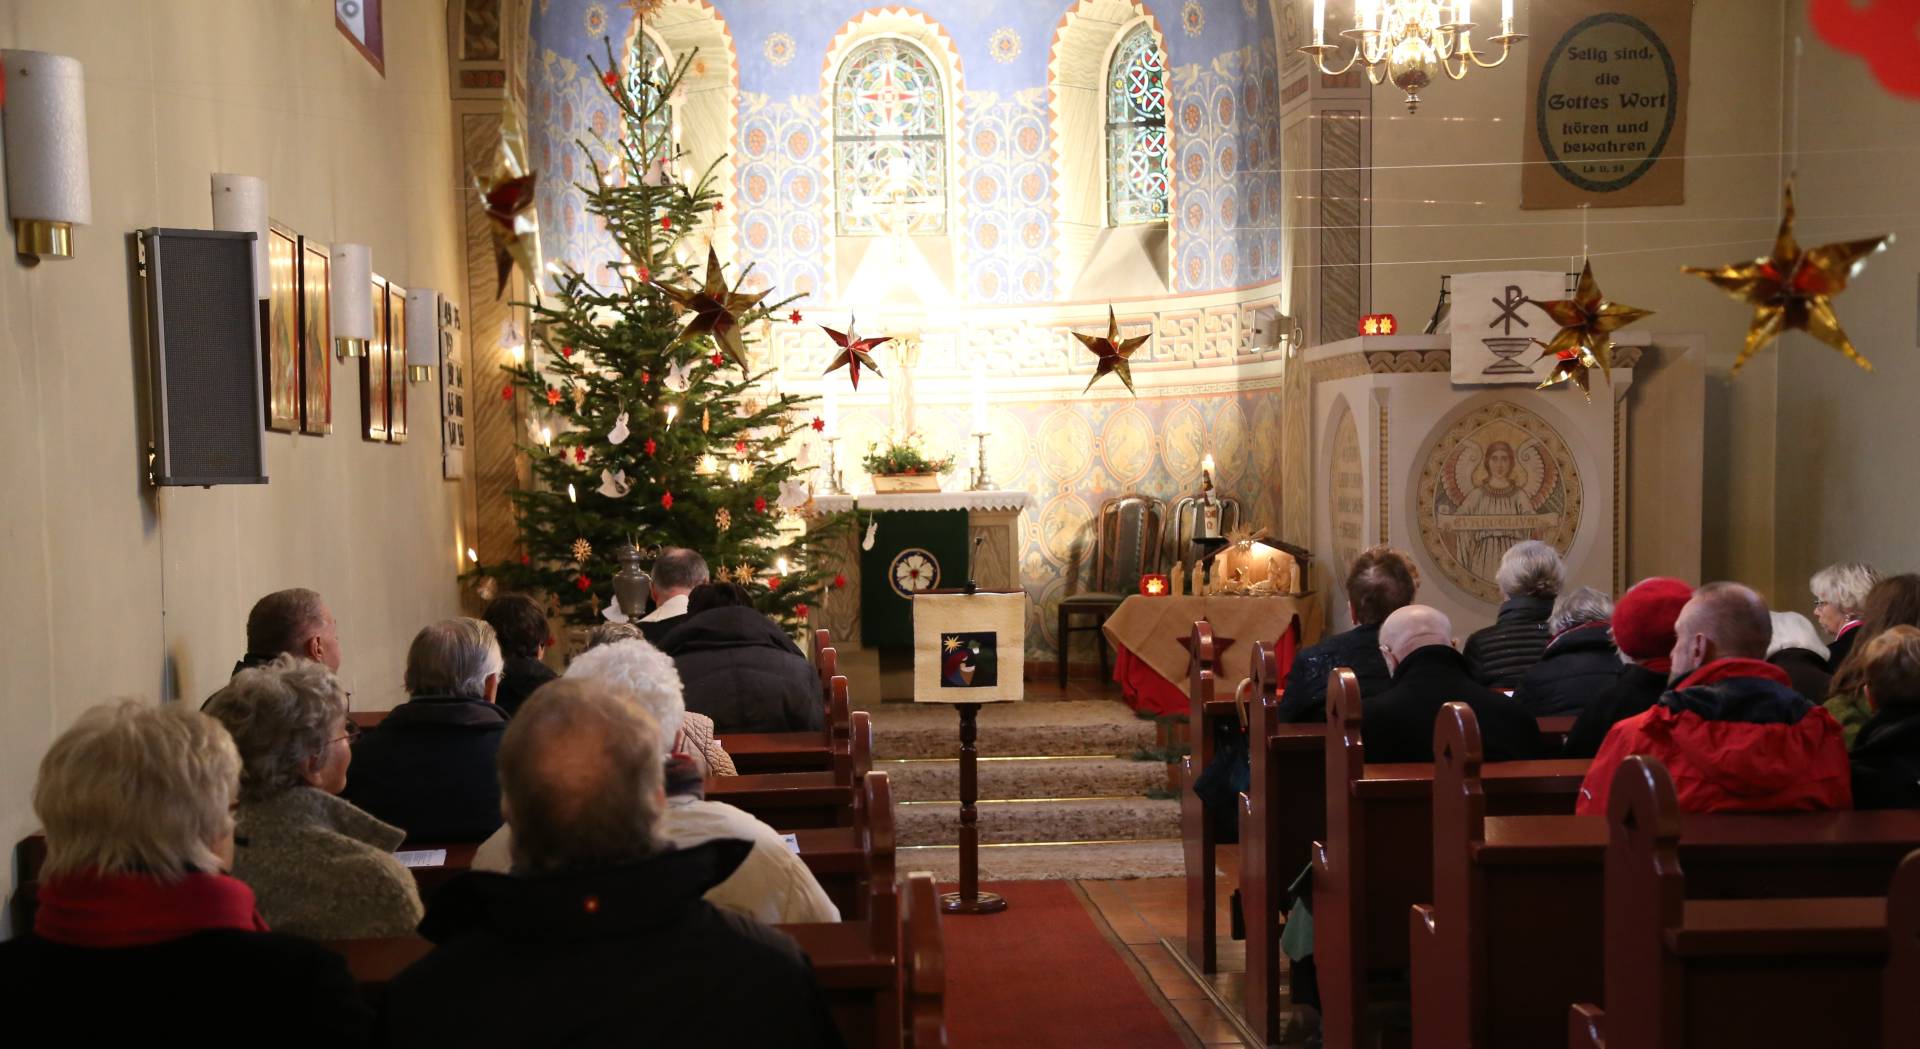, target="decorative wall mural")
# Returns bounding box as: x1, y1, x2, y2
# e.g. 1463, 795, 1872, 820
1417, 400, 1583, 603
1327, 395, 1364, 585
